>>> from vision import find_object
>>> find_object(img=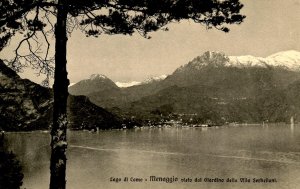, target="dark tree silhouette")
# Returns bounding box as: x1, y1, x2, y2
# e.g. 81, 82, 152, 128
0, 136, 24, 189
0, 0, 245, 188
0, 151, 24, 189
